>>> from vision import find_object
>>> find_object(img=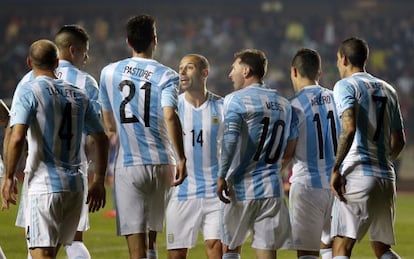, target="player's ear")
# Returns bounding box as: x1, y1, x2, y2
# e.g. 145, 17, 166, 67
26, 57, 32, 69
201, 68, 209, 78
68, 45, 76, 57
291, 66, 298, 78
